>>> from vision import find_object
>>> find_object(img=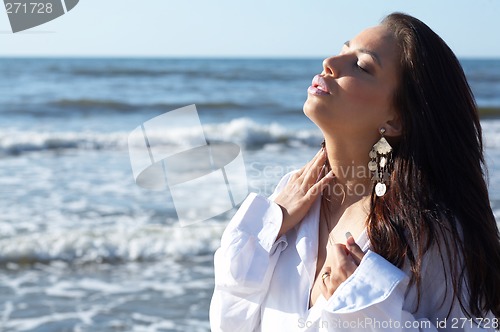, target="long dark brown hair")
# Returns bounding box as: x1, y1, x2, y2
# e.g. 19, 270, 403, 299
369, 13, 500, 319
